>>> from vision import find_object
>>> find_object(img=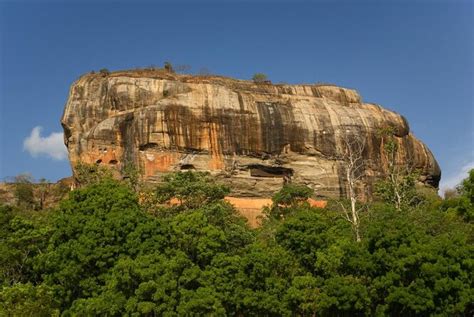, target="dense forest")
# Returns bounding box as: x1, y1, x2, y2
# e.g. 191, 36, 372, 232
0, 169, 472, 316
